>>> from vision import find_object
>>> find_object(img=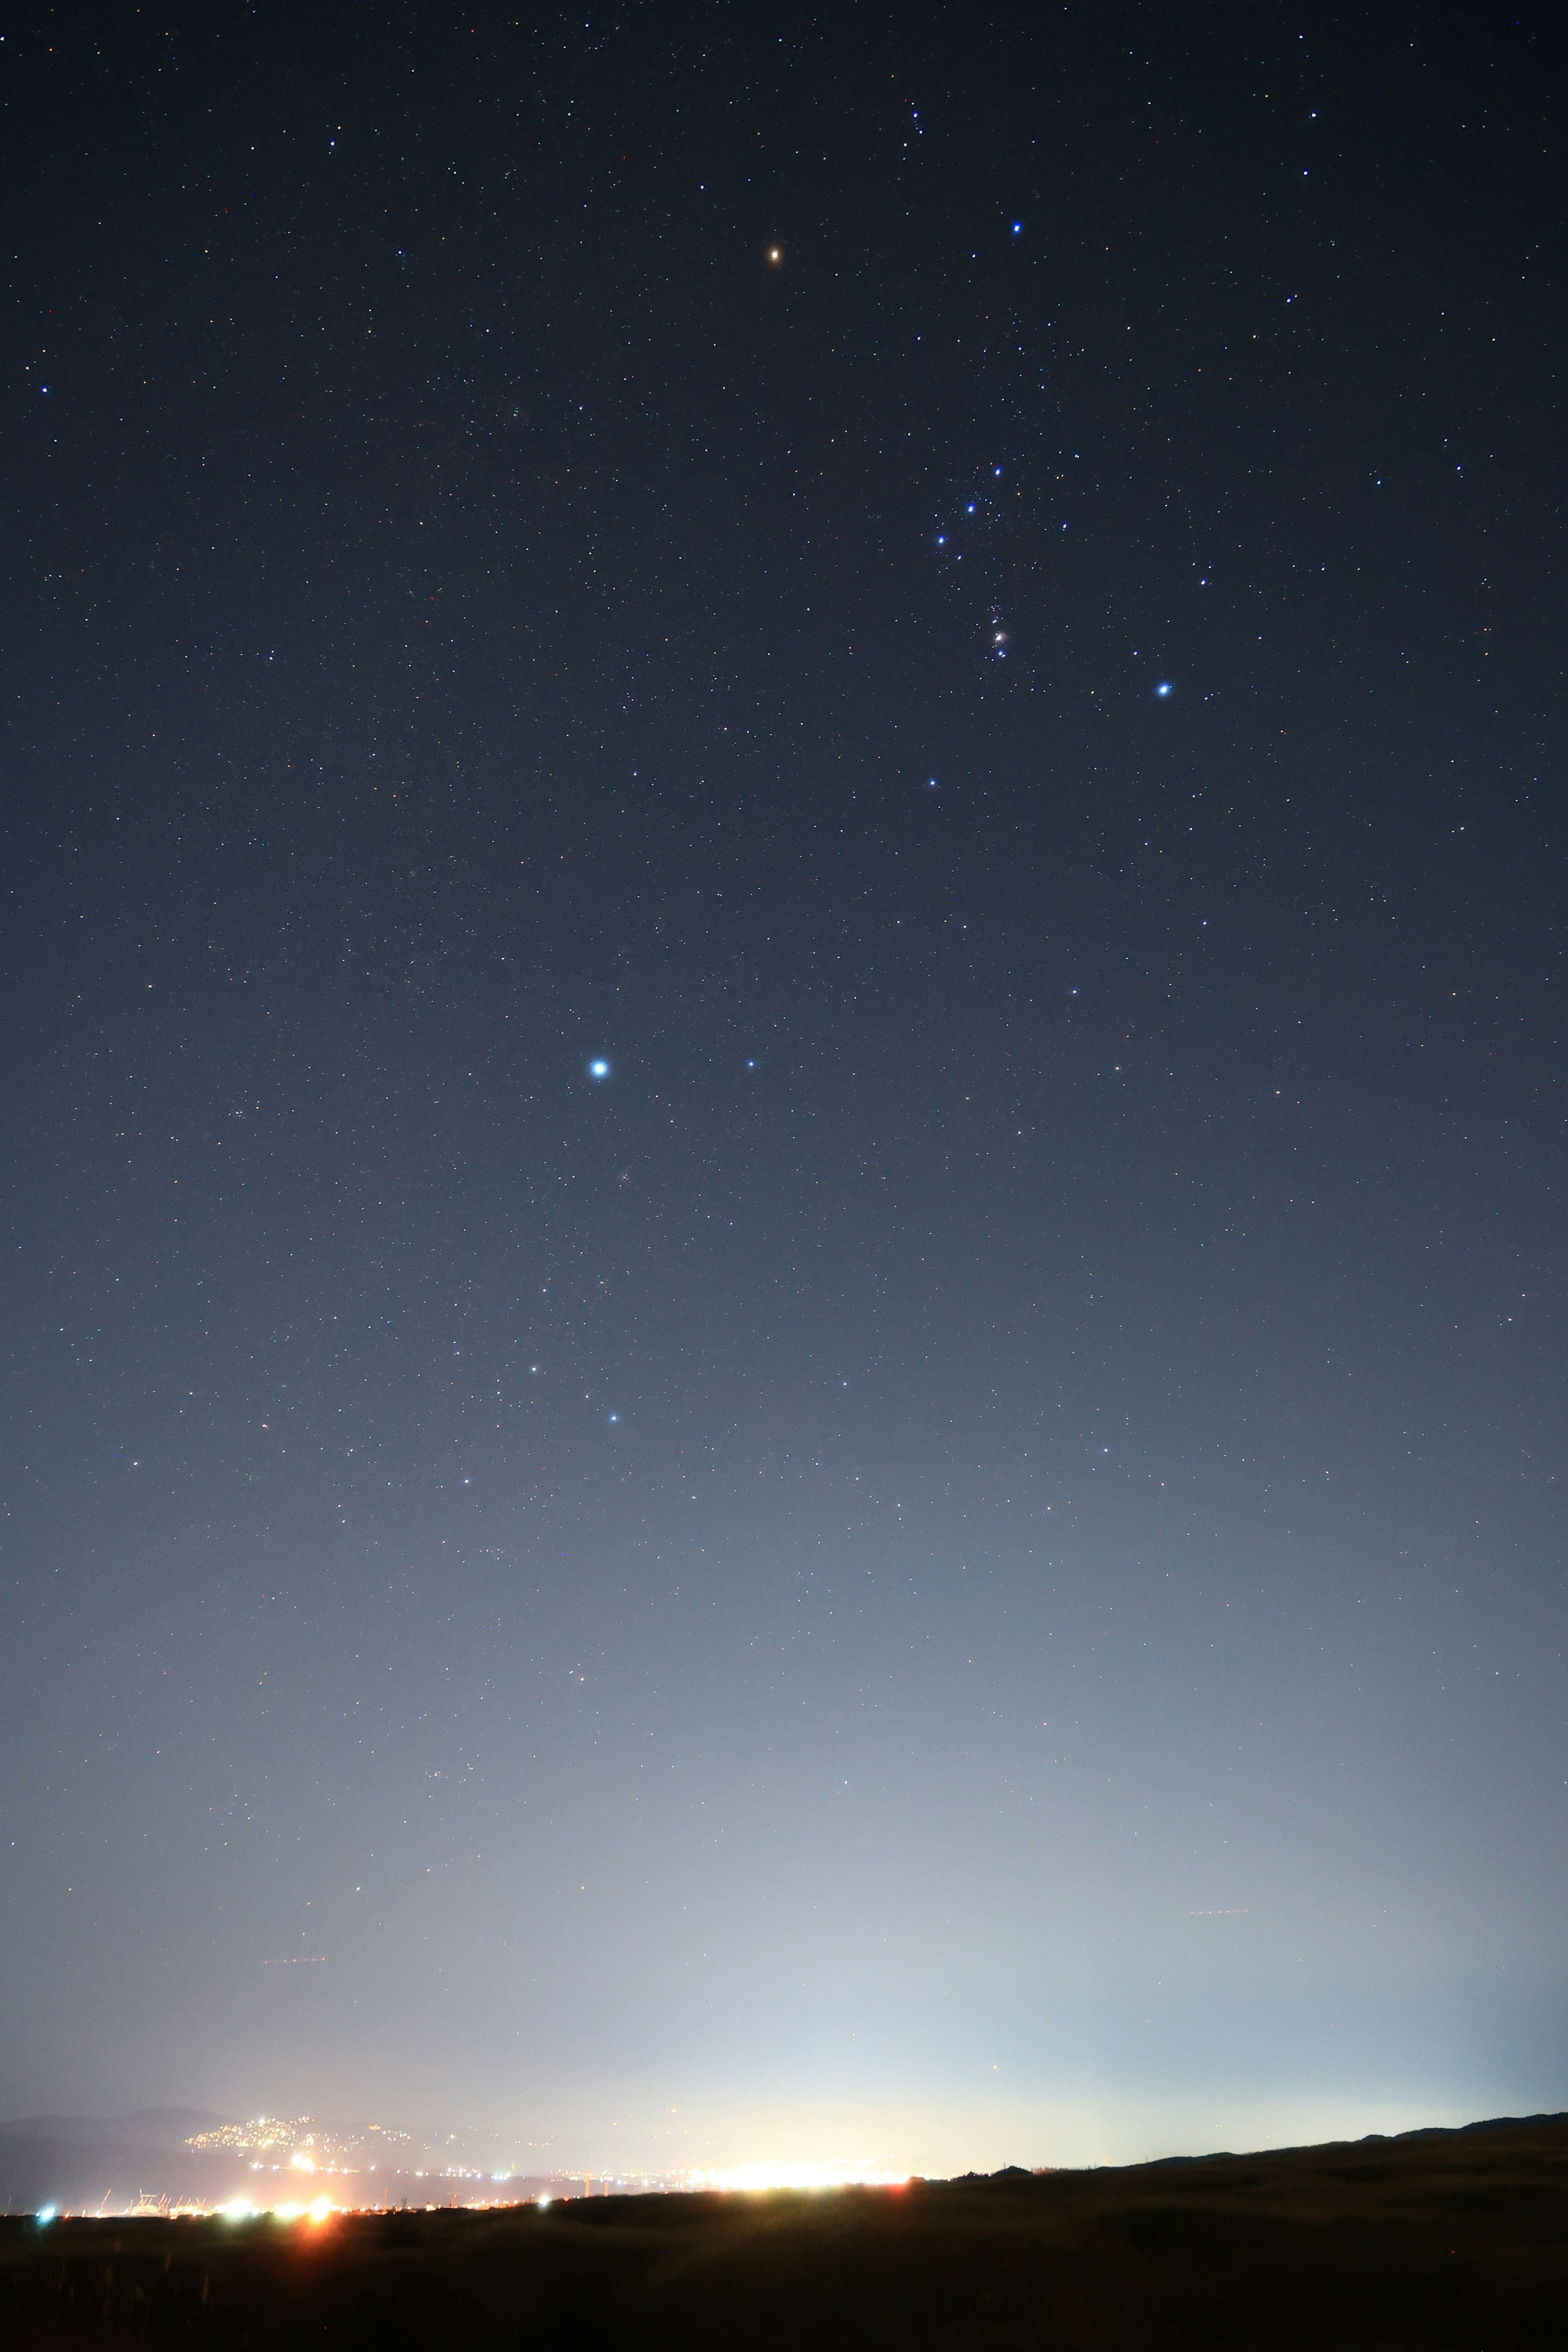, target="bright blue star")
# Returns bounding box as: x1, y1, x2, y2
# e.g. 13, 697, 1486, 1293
1011, 222, 1022, 234
1156, 682, 1172, 698
588, 1058, 611, 1080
